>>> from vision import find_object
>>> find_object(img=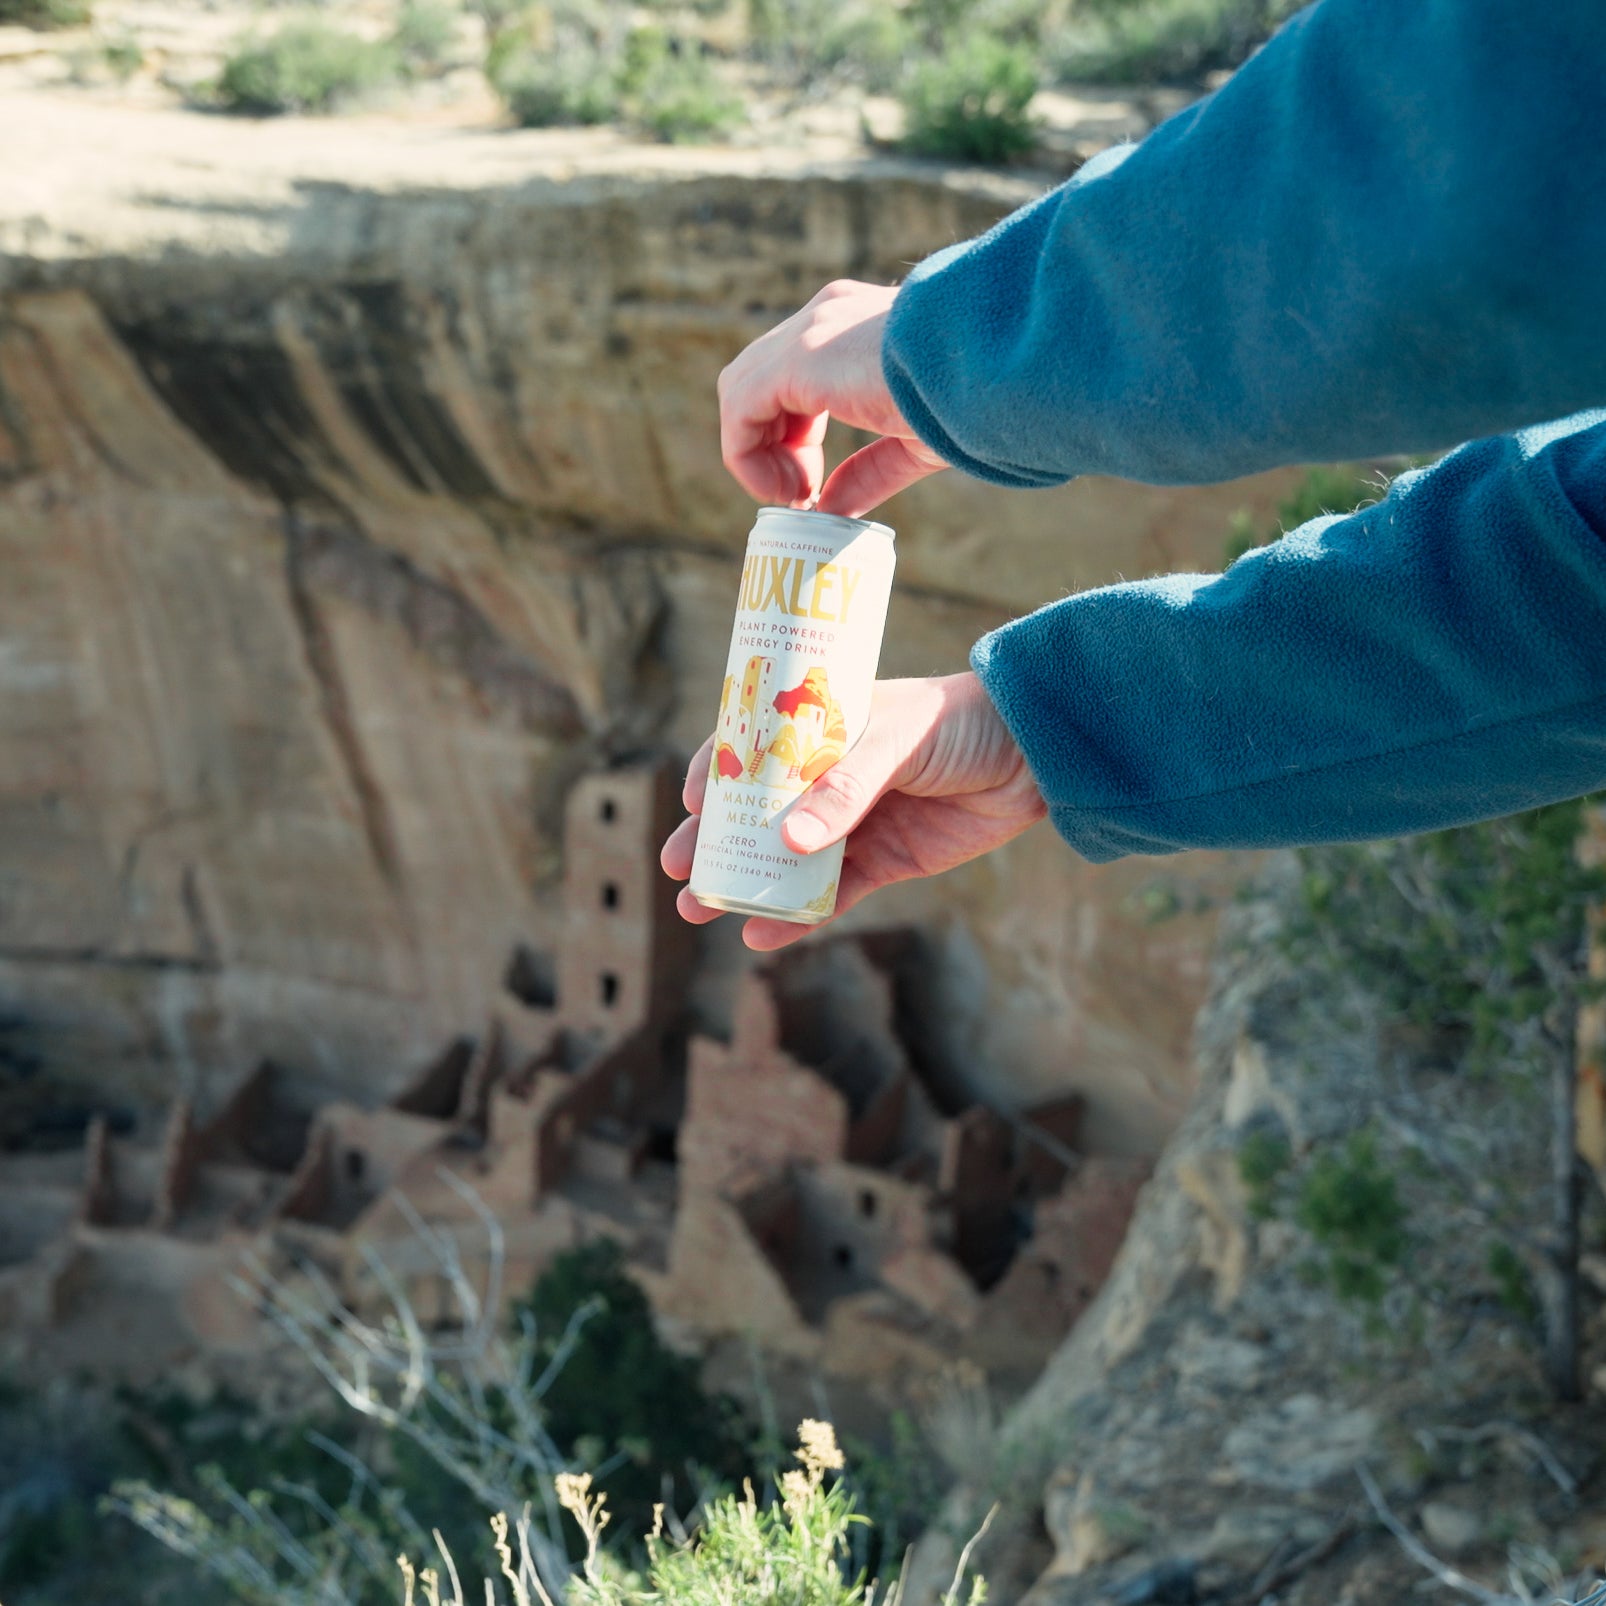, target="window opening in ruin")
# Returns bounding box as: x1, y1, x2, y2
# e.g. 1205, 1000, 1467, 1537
505, 942, 558, 1009
832, 1244, 854, 1270
345, 1150, 365, 1184
602, 882, 620, 910
858, 1189, 877, 1219
600, 972, 620, 1008
599, 797, 617, 823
